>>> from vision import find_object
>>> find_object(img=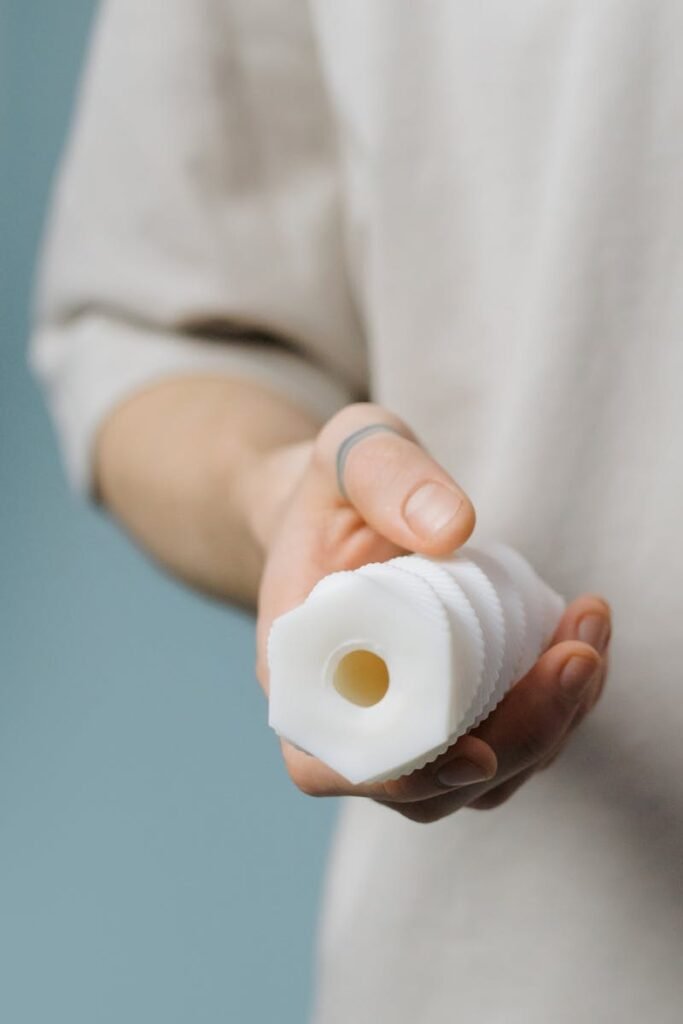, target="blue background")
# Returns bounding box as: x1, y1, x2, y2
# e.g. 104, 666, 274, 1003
0, 3, 336, 1021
